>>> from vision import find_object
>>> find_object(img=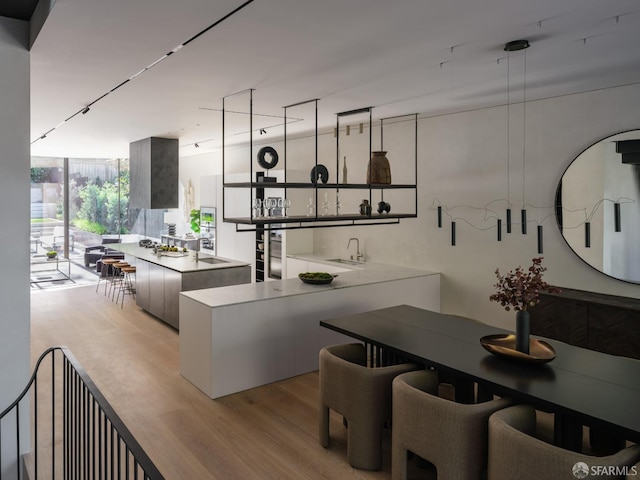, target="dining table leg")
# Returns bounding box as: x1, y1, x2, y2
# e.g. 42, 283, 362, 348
554, 414, 583, 452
